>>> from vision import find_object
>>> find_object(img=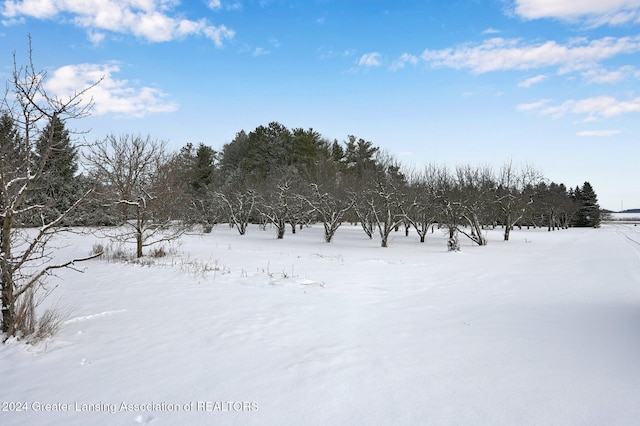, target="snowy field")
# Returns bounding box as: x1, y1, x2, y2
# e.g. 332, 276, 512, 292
1, 223, 640, 426
609, 212, 640, 221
